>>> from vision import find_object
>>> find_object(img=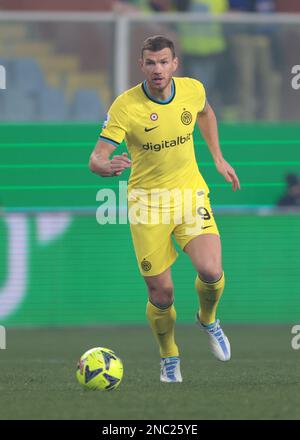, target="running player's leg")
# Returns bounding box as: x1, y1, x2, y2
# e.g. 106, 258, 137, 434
184, 234, 230, 361
129, 217, 181, 381
174, 188, 224, 326
145, 267, 178, 357
144, 268, 182, 382
184, 233, 224, 325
